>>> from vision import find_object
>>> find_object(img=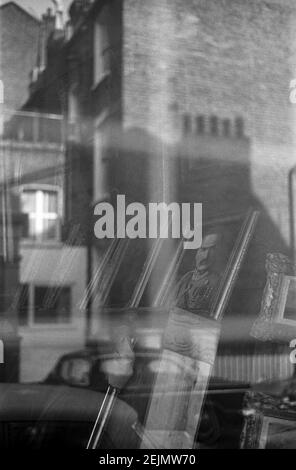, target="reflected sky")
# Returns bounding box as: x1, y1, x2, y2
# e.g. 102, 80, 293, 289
1, 0, 72, 18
